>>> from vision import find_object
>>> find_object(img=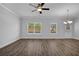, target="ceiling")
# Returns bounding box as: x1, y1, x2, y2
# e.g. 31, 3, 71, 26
1, 3, 79, 18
